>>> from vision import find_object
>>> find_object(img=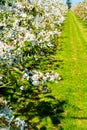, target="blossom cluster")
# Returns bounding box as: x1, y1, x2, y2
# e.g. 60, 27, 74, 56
0, 0, 67, 56
22, 70, 61, 87
0, 100, 26, 130
0, 0, 67, 129
0, 0, 67, 86
0, 0, 67, 70
72, 0, 87, 21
